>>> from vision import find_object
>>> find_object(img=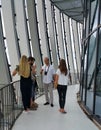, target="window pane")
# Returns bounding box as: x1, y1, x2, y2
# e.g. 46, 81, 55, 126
95, 29, 101, 117
90, 0, 97, 29
86, 32, 97, 111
